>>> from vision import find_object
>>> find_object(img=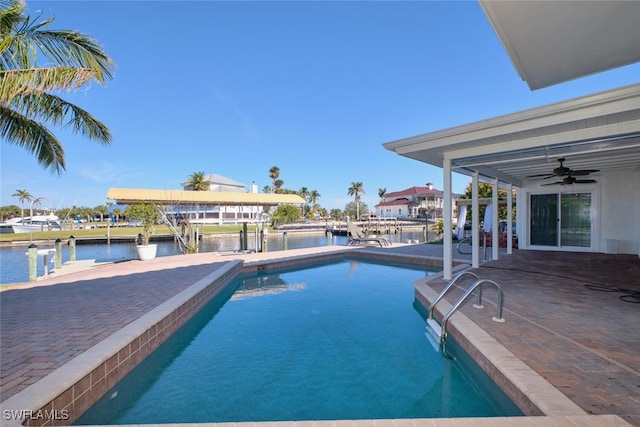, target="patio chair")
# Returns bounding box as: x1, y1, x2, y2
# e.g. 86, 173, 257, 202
346, 221, 392, 247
